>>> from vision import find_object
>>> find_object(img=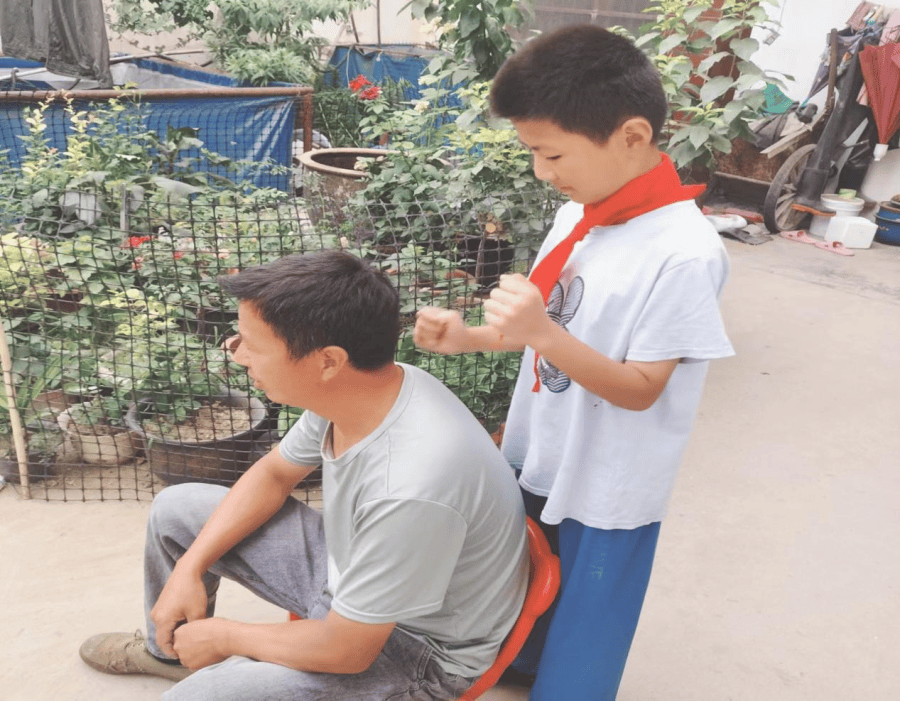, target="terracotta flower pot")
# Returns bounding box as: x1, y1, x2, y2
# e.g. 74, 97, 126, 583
298, 147, 398, 206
